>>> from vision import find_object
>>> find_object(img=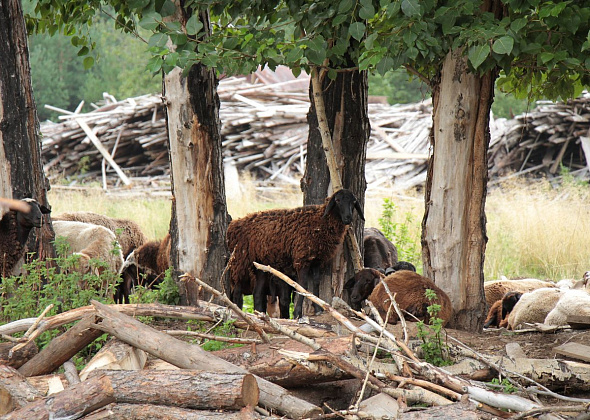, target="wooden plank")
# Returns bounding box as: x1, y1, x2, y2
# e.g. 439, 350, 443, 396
553, 342, 590, 362
566, 314, 590, 330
